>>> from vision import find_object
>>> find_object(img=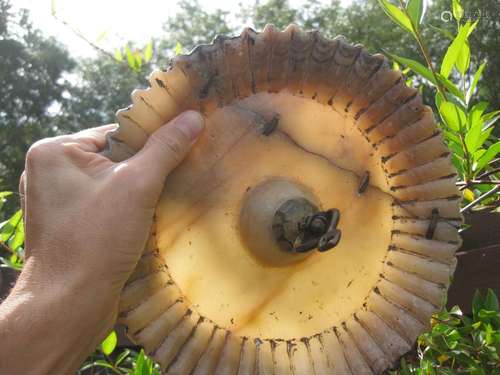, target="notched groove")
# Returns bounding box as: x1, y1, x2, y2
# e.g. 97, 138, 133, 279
390, 247, 453, 266
391, 229, 460, 245
367, 308, 413, 346
364, 91, 418, 134
387, 155, 449, 178
155, 78, 166, 88
392, 213, 462, 222
381, 135, 448, 165
393, 194, 461, 205
125, 268, 169, 287
345, 55, 386, 112
343, 323, 379, 374
385, 261, 447, 287
372, 287, 428, 326
165, 316, 204, 372
389, 174, 458, 191
373, 112, 428, 147
139, 95, 163, 118
327, 45, 363, 104
122, 114, 142, 127
149, 302, 191, 357
199, 71, 218, 100
379, 273, 440, 308
353, 77, 402, 120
